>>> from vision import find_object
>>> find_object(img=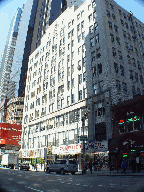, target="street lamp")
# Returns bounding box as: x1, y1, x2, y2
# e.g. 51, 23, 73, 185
81, 108, 90, 175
